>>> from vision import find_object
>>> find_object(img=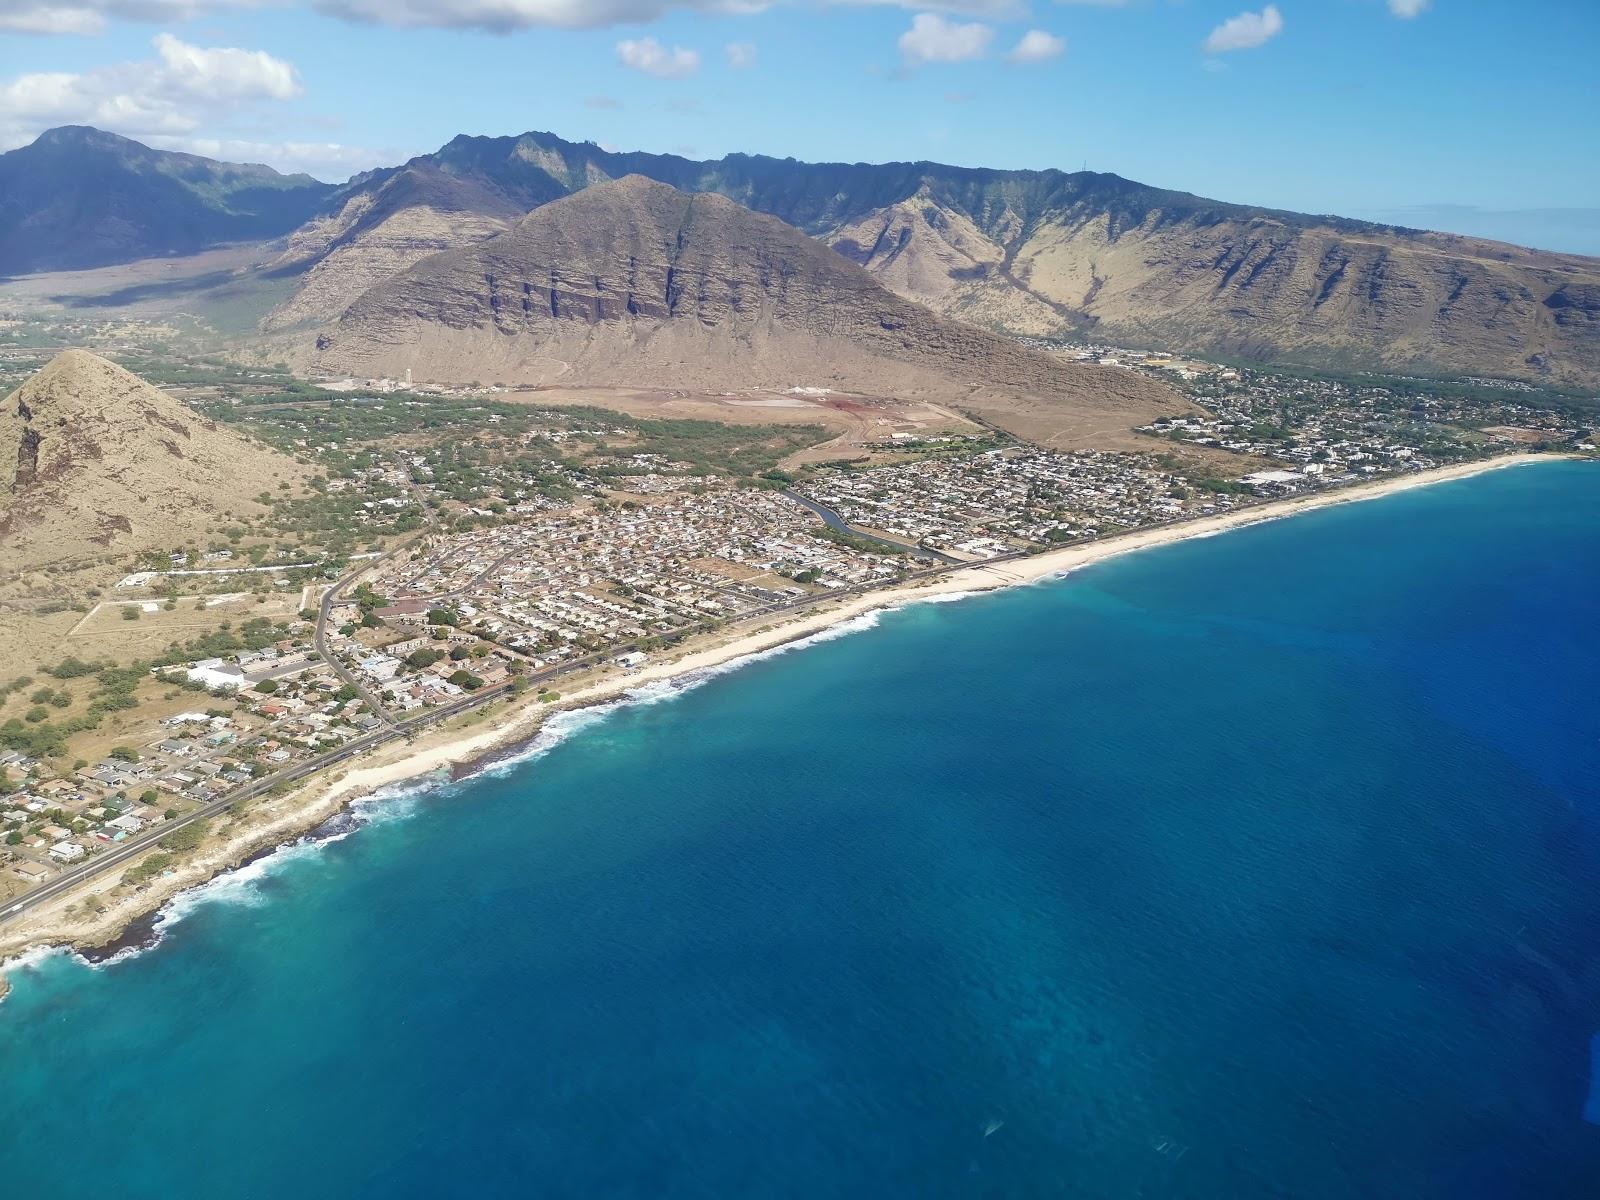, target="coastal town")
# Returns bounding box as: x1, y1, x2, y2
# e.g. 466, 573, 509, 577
795, 445, 1242, 555
5, 22, 1600, 1187
1, 335, 1594, 928
1, 637, 389, 902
